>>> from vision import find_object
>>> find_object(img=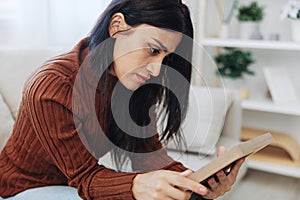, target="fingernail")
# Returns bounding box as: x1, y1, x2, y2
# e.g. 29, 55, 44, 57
180, 170, 189, 176
199, 187, 207, 194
